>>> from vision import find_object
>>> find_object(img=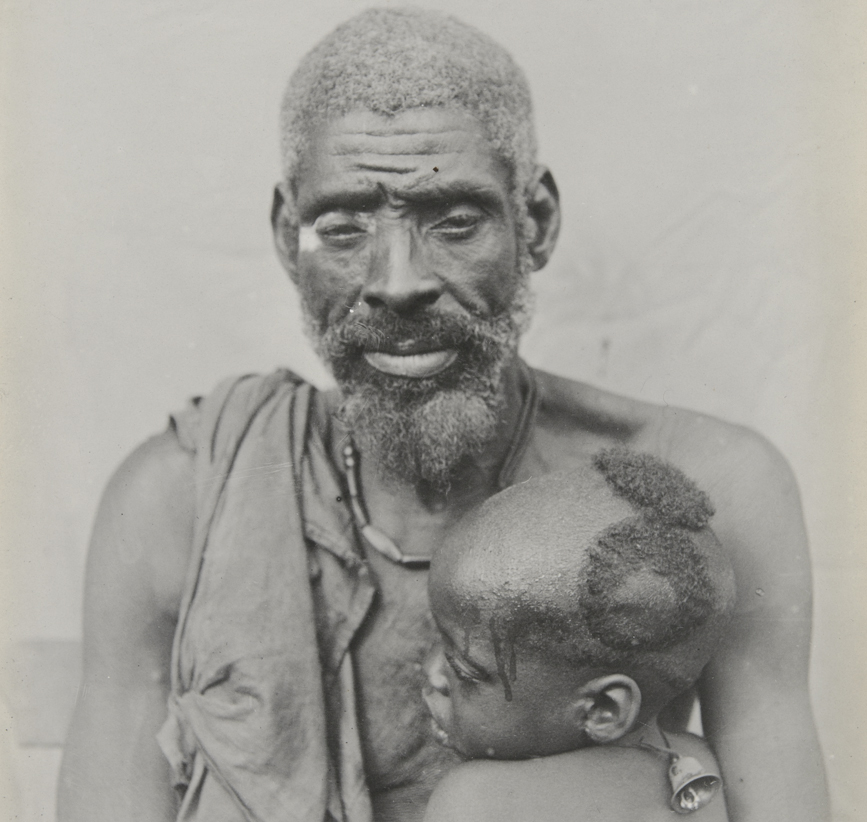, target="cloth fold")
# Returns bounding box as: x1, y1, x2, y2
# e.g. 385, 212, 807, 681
157, 370, 374, 822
